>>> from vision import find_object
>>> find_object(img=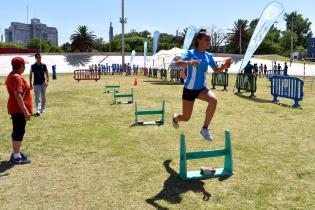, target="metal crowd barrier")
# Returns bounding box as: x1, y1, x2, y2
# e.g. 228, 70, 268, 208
73, 70, 101, 82
271, 76, 304, 108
